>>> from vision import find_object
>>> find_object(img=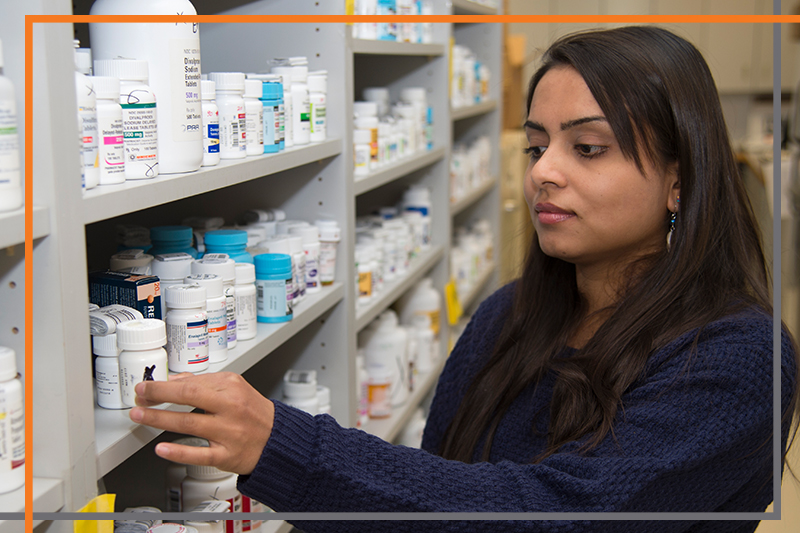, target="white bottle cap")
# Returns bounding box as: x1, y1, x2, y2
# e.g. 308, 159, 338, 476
91, 76, 121, 100
200, 80, 216, 101
353, 129, 372, 145
288, 225, 320, 245
287, 236, 303, 255
165, 284, 207, 308
243, 79, 263, 99
315, 220, 341, 242
363, 87, 390, 102
270, 67, 293, 90
0, 347, 17, 381
92, 333, 119, 357
110, 249, 154, 270
275, 220, 309, 235
116, 319, 167, 351
307, 72, 327, 94
283, 369, 318, 398
94, 59, 149, 82
234, 262, 256, 285
256, 235, 292, 255
192, 256, 236, 283
353, 101, 378, 118
400, 87, 427, 103
316, 385, 331, 407
75, 48, 93, 74
186, 464, 231, 480
148, 524, 198, 533
151, 253, 194, 281
208, 72, 245, 93
184, 274, 224, 299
